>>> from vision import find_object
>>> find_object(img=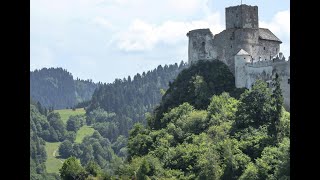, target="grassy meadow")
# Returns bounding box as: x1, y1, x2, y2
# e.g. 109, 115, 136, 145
54, 108, 86, 124
45, 108, 93, 174
45, 142, 64, 174
75, 125, 95, 143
